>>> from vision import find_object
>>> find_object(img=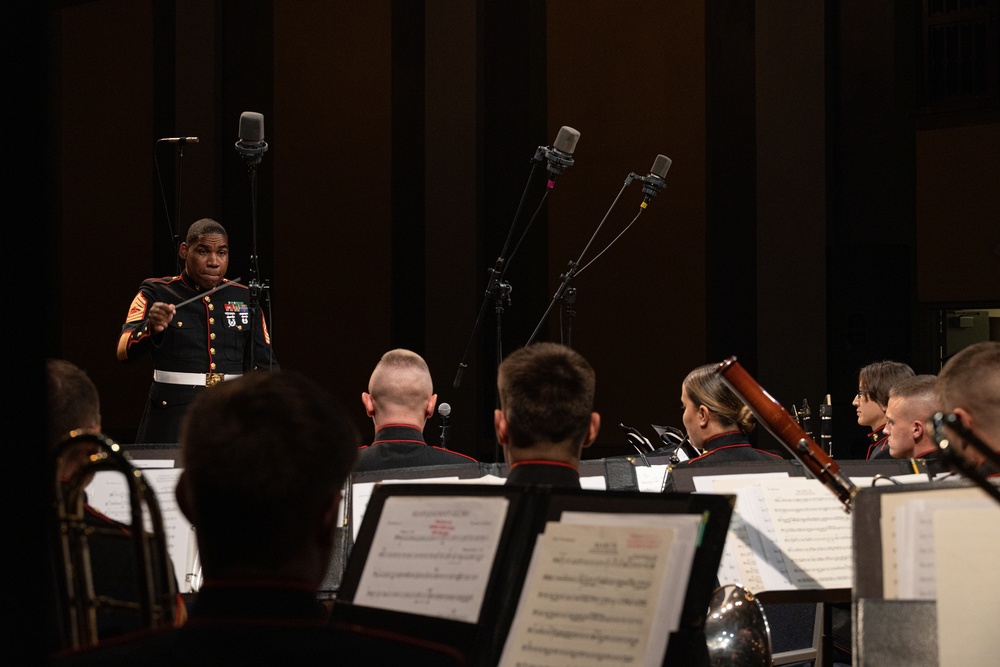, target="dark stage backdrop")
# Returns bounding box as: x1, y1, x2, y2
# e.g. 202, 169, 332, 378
49, 0, 1000, 463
